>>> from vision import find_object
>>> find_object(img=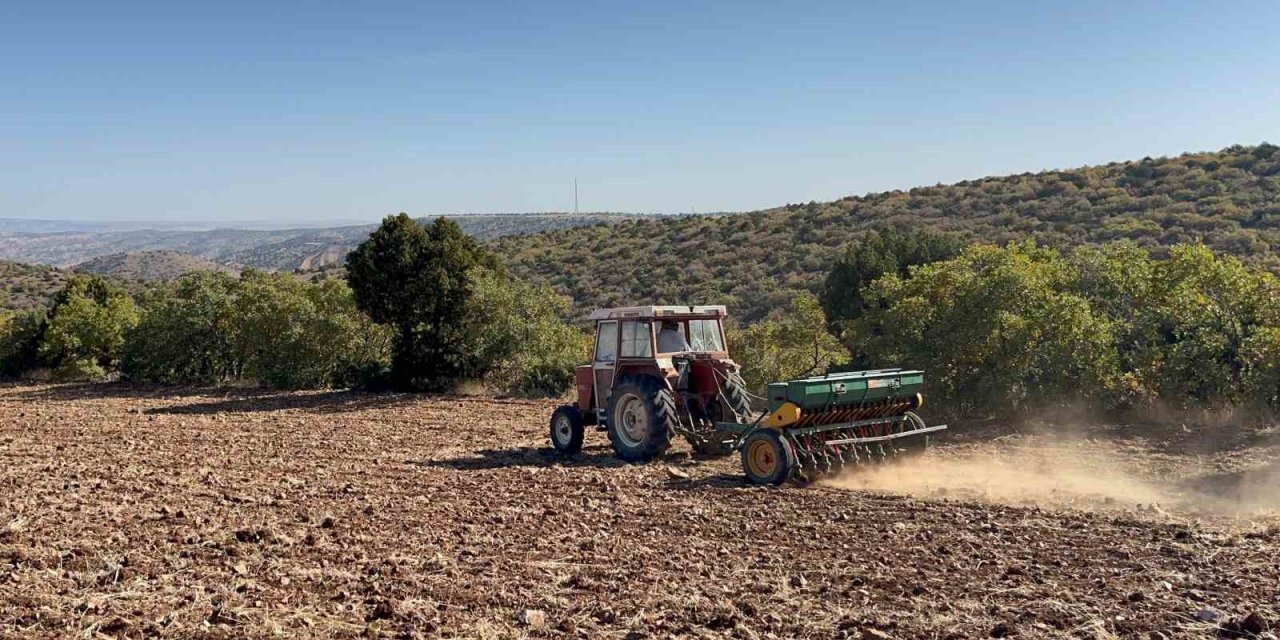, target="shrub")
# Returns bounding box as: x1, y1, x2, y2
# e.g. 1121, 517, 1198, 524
39, 275, 138, 380
121, 272, 242, 384
850, 243, 1117, 415
123, 271, 390, 389
730, 293, 849, 393
0, 310, 47, 378
843, 241, 1280, 416
466, 268, 588, 395
234, 272, 391, 389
